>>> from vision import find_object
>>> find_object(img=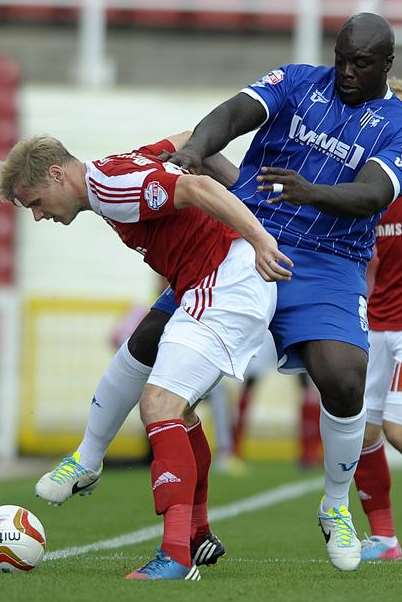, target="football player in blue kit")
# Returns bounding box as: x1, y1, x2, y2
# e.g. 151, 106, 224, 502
157, 12, 402, 571
35, 12, 402, 573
